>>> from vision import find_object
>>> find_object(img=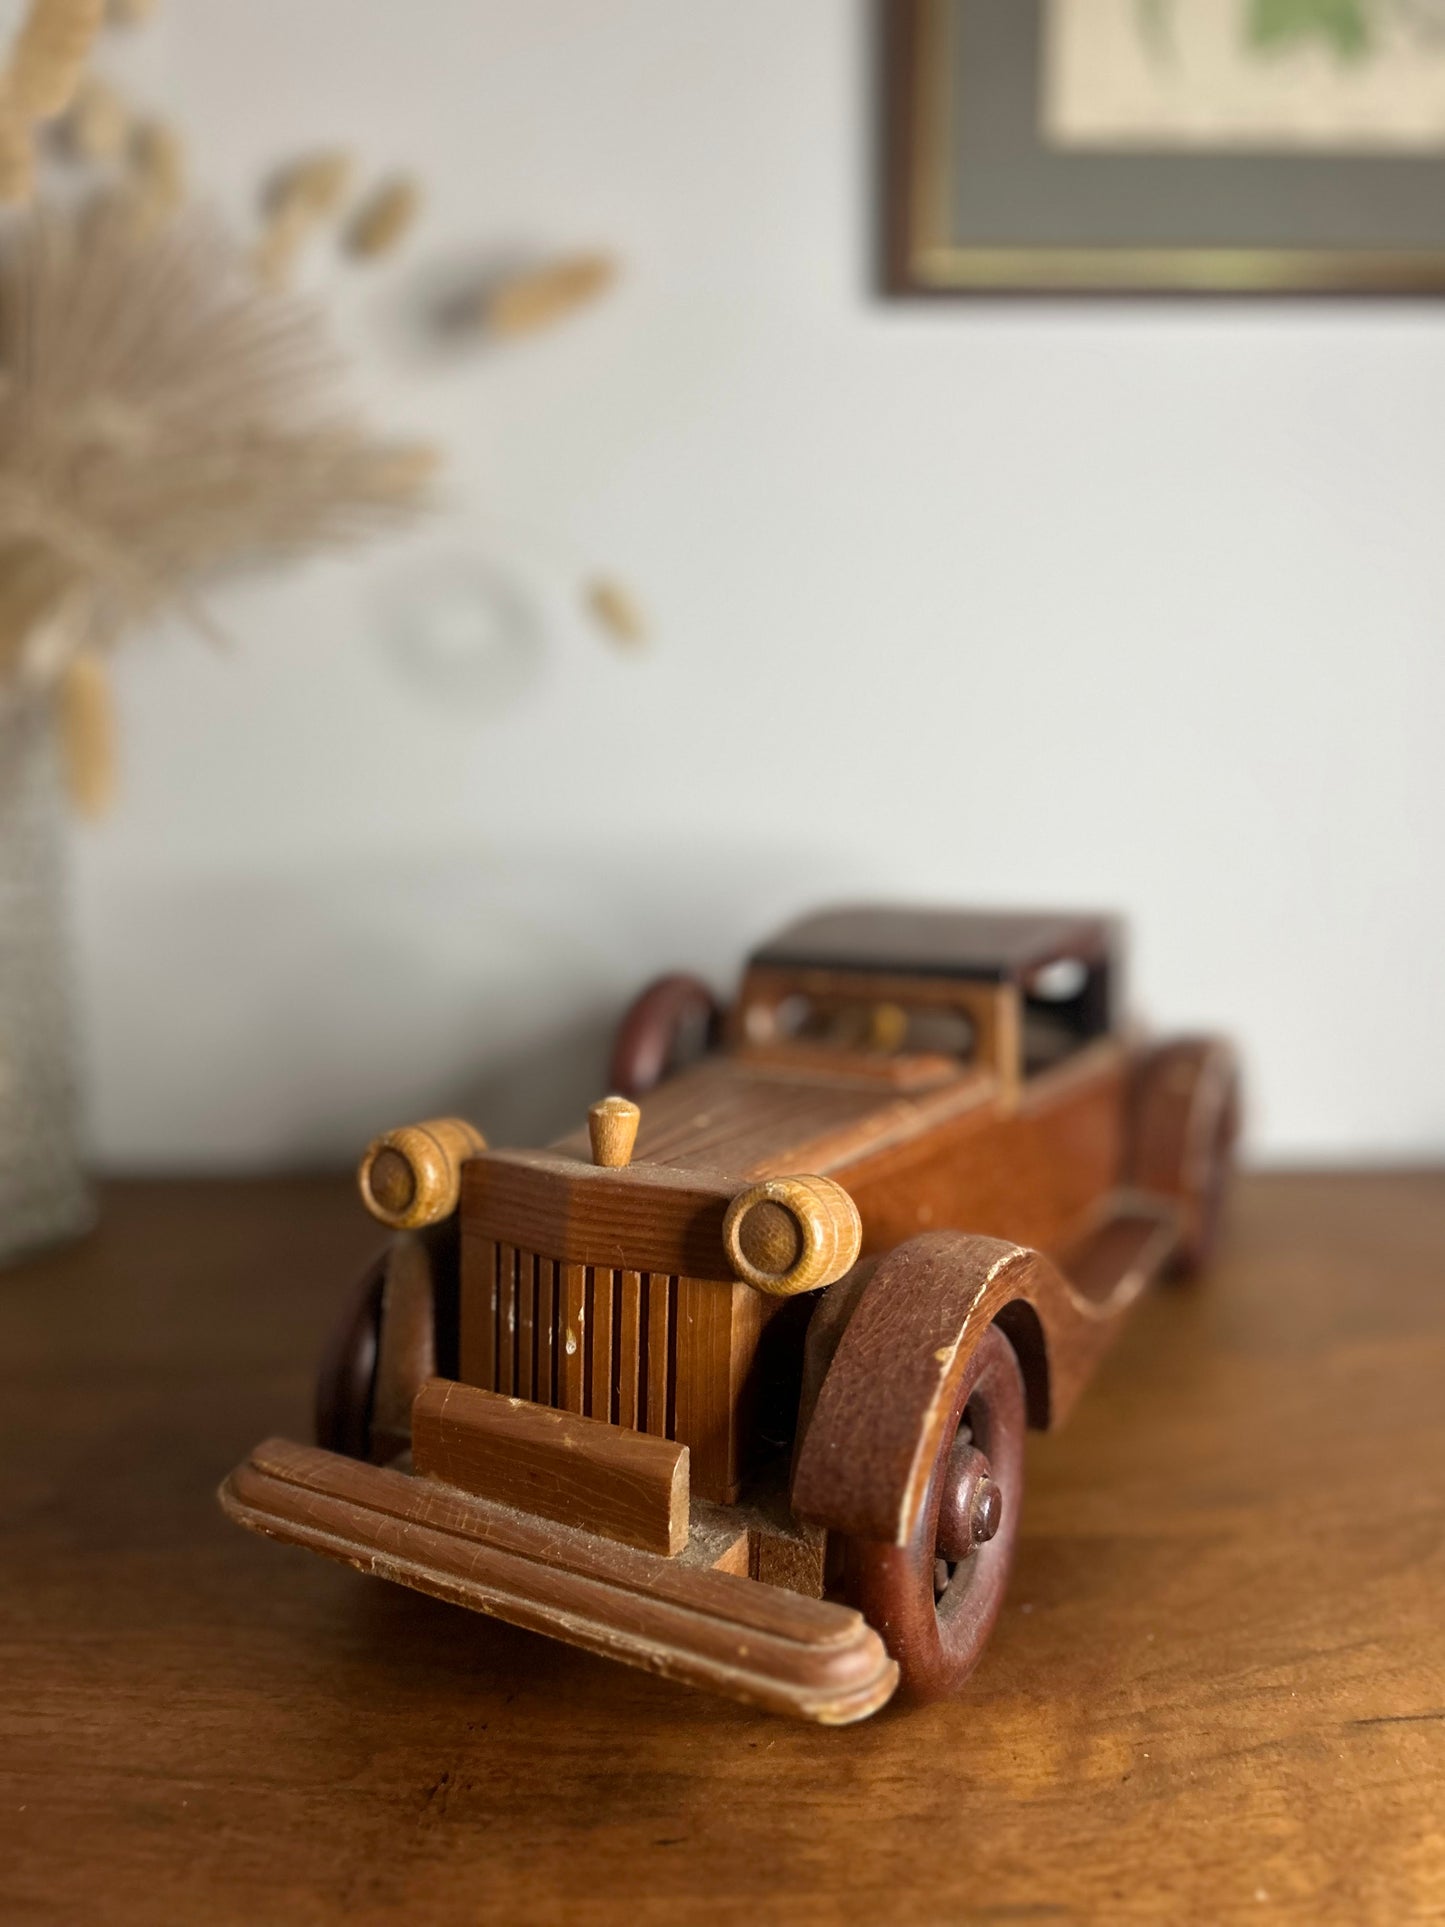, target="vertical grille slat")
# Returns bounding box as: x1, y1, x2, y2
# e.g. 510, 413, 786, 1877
645, 1271, 672, 1440
536, 1258, 556, 1408
516, 1250, 535, 1401
589, 1267, 615, 1422
496, 1244, 516, 1396
461, 1236, 499, 1391
617, 1271, 642, 1431
637, 1273, 651, 1434
487, 1238, 500, 1391
559, 1263, 586, 1412
582, 1267, 594, 1416
666, 1274, 680, 1439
